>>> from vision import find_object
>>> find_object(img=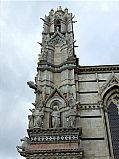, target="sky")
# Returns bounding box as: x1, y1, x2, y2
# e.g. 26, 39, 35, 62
0, 0, 119, 159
